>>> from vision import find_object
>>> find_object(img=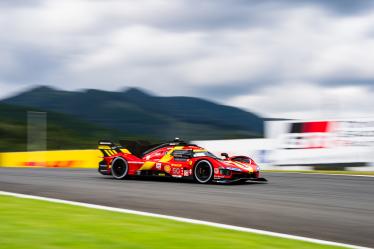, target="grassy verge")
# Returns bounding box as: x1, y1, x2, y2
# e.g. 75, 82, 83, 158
0, 195, 344, 249
263, 170, 374, 176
